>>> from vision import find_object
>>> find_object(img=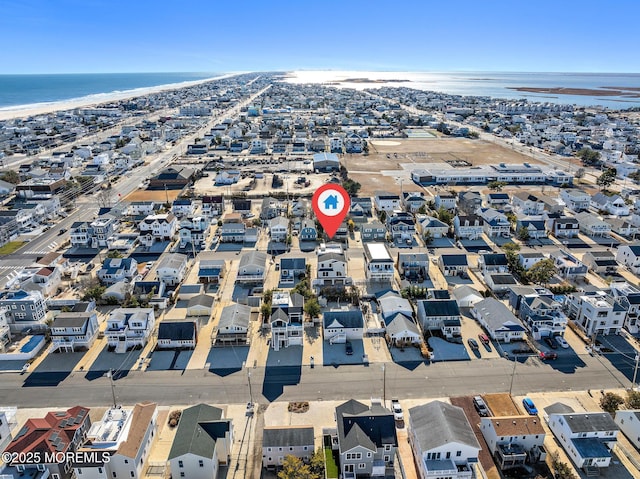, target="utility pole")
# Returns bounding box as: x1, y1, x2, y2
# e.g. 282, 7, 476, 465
107, 369, 117, 408
248, 370, 253, 405
633, 354, 640, 391
382, 364, 386, 407
509, 354, 518, 396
